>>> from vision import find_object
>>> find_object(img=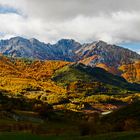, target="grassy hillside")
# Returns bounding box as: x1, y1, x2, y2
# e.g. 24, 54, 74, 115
52, 63, 140, 93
